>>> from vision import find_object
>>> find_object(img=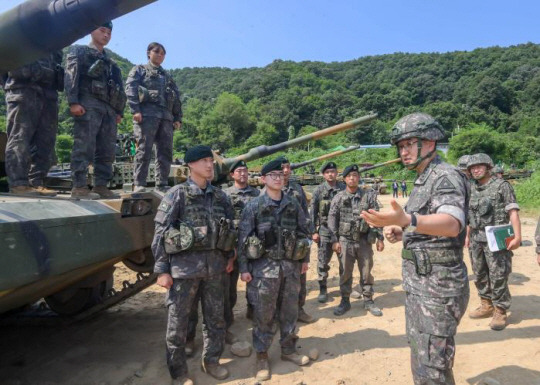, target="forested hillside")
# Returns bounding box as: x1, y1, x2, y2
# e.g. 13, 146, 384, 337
1, 43, 539, 168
